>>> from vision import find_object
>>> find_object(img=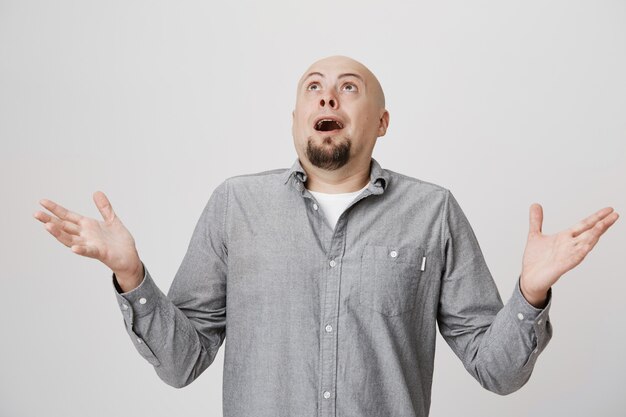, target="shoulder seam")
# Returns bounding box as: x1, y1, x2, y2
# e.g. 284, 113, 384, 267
384, 169, 448, 191
440, 188, 451, 266
223, 179, 230, 251
226, 168, 286, 181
